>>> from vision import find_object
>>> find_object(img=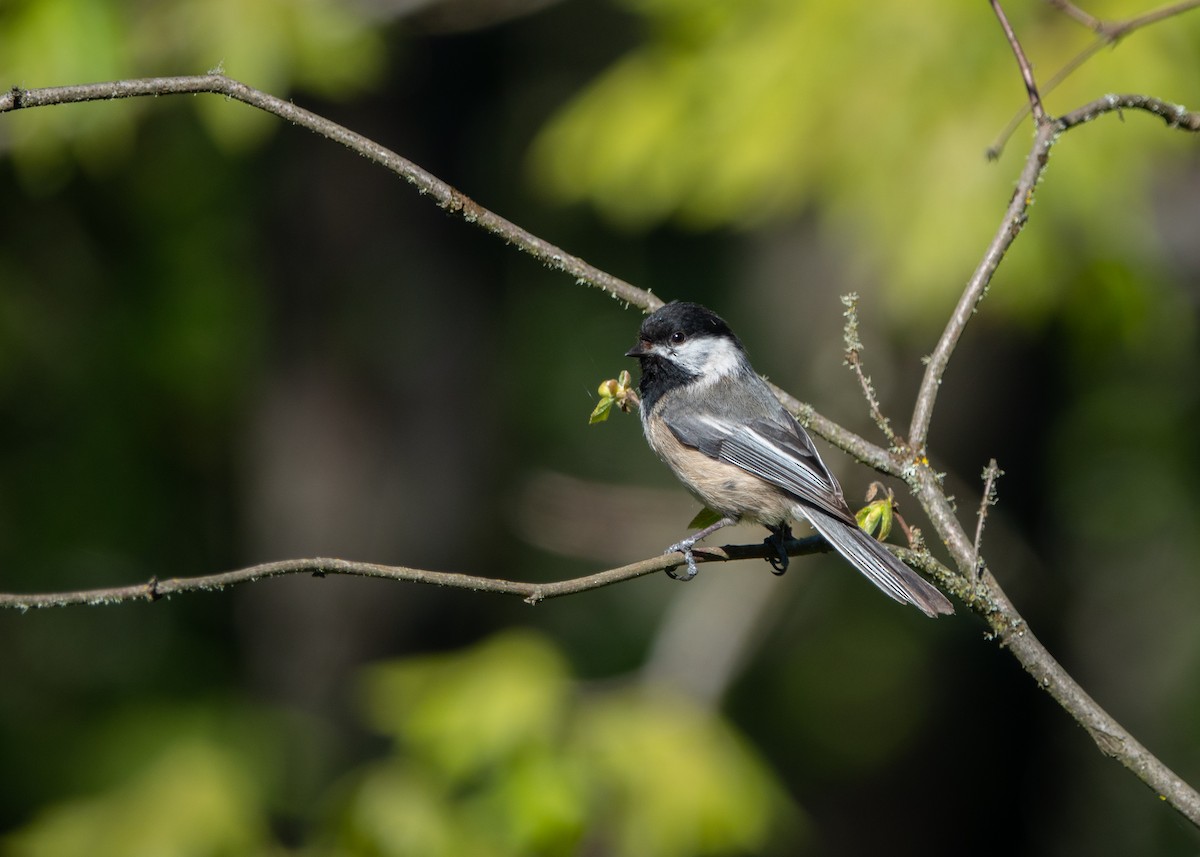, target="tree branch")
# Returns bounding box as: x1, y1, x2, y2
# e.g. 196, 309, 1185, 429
908, 93, 1200, 452
0, 76, 657, 313
901, 88, 1200, 823
973, 458, 1004, 570
991, 0, 1047, 125
1043, 0, 1104, 31
0, 537, 833, 610
0, 76, 904, 485
989, 0, 1200, 157
897, 483, 1200, 826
